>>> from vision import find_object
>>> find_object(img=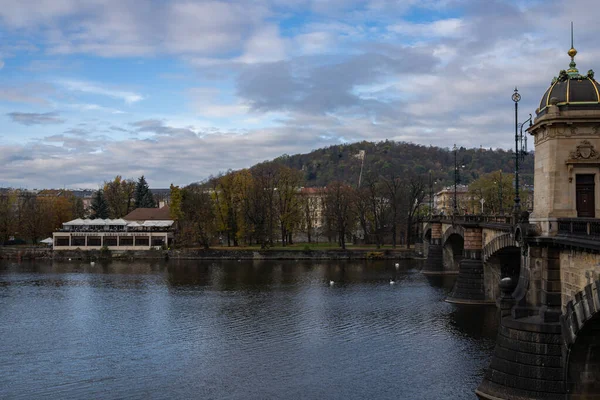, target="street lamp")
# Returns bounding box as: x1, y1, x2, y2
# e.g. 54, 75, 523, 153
511, 88, 531, 218
453, 144, 459, 215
